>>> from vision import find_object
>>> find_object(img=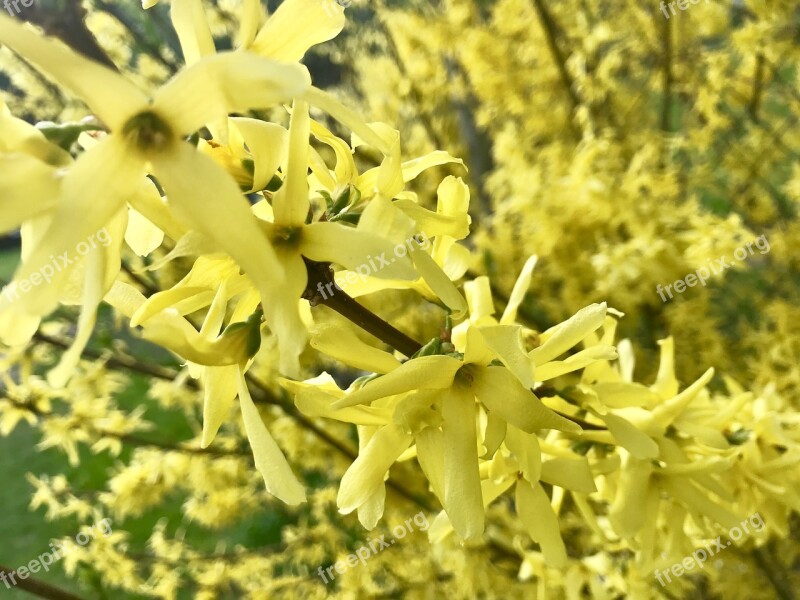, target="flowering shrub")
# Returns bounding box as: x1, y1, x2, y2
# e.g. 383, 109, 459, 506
0, 1, 798, 598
